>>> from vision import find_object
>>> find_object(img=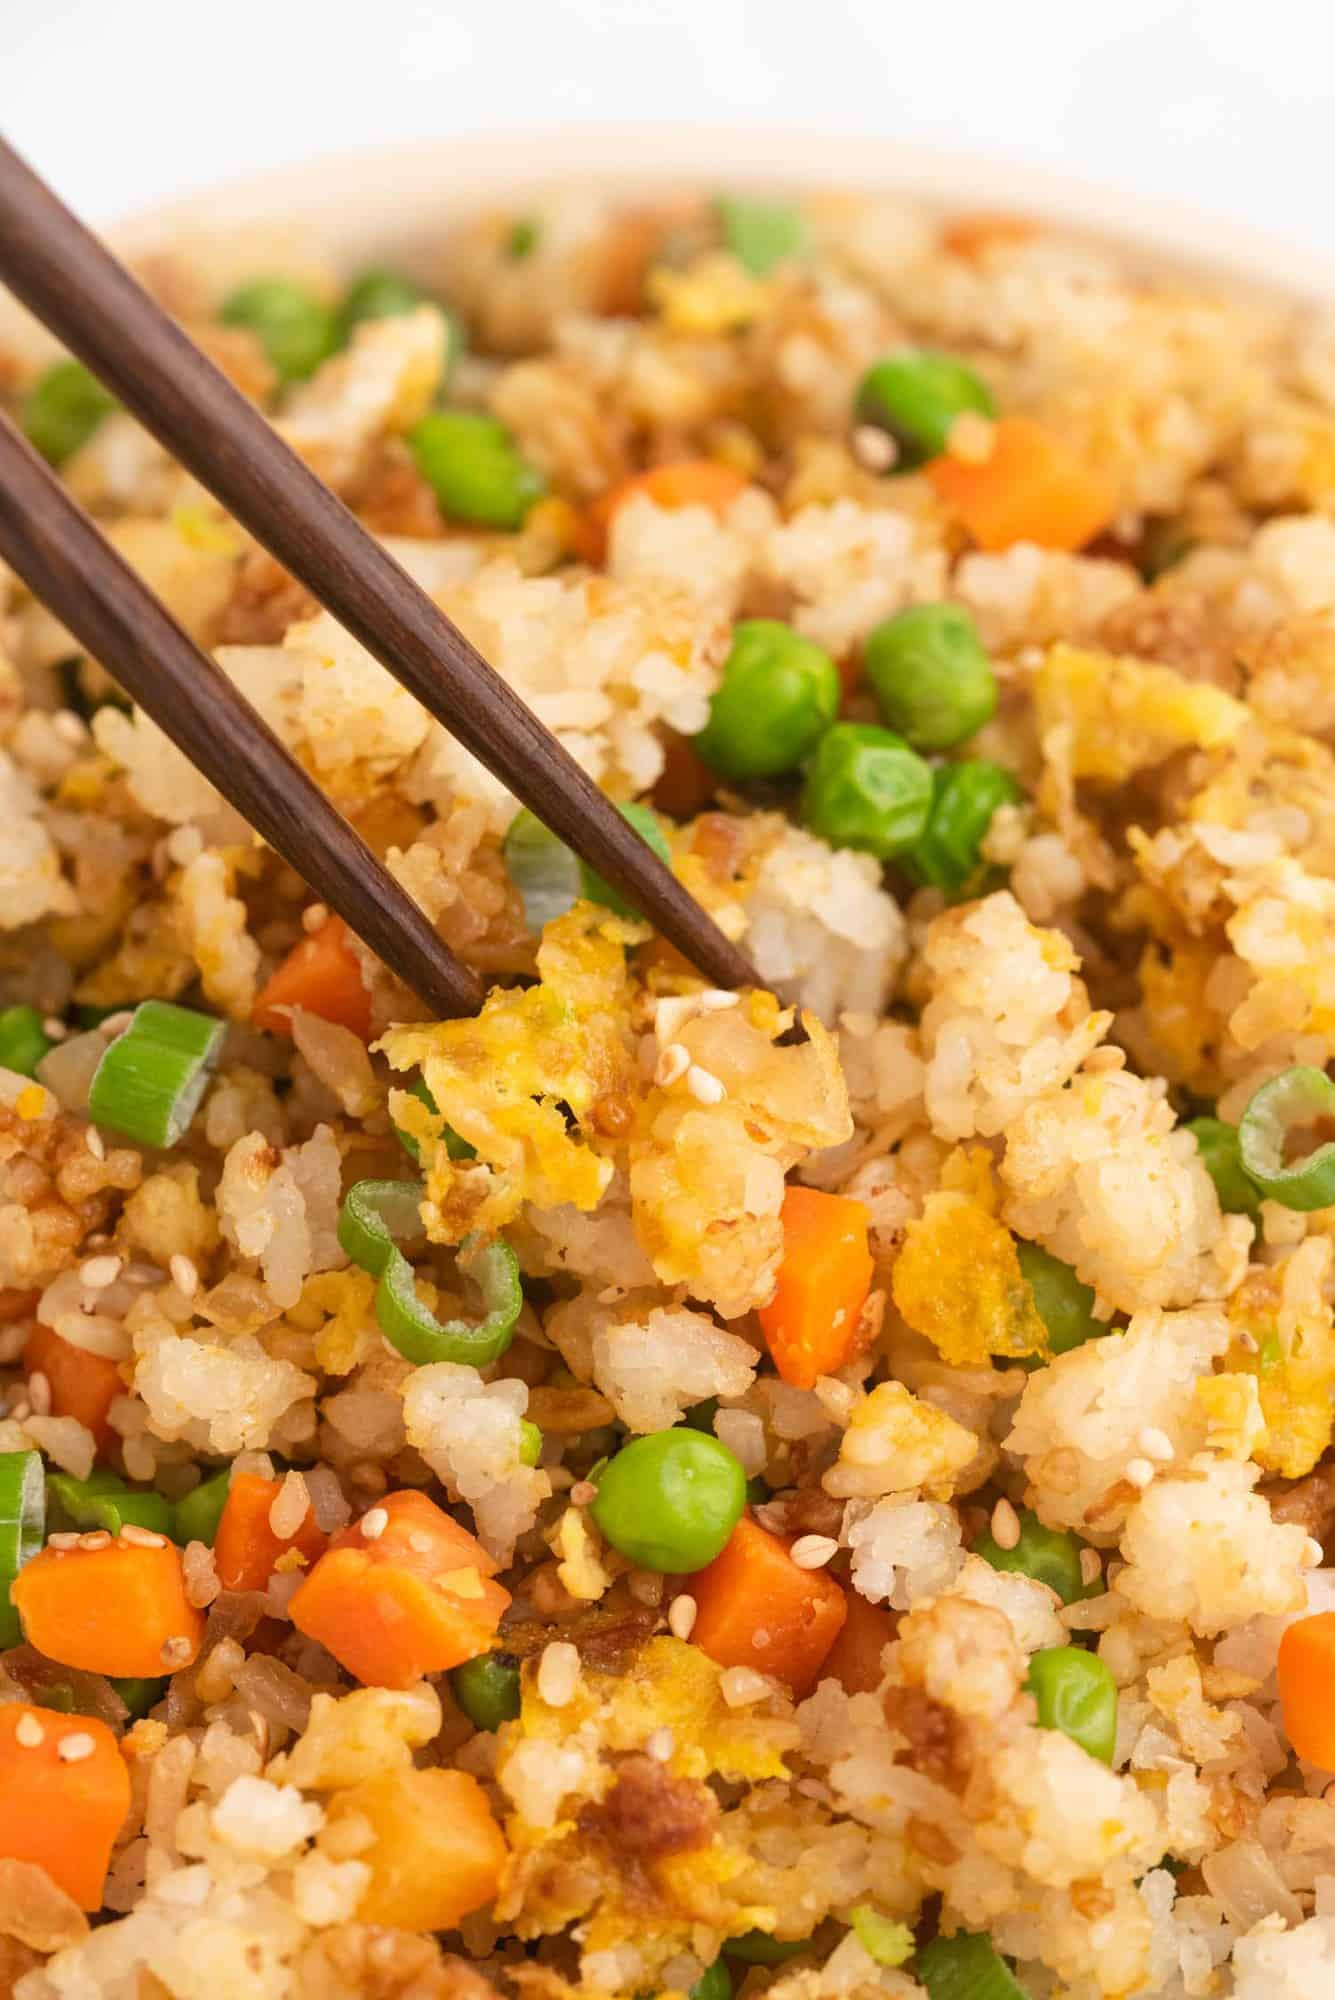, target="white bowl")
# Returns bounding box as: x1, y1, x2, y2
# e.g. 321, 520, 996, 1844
106, 126, 1335, 303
